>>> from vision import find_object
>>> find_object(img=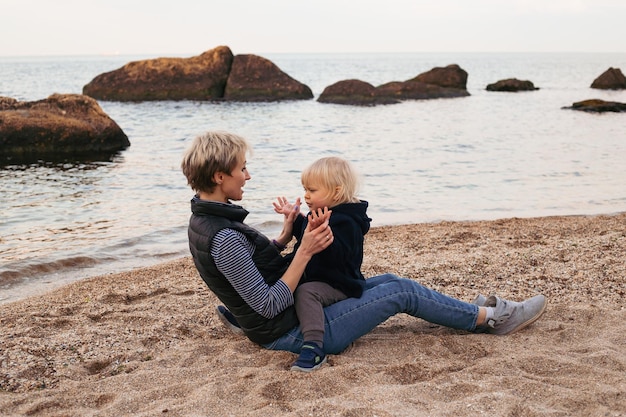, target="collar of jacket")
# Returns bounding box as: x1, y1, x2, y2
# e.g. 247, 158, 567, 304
190, 196, 249, 223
